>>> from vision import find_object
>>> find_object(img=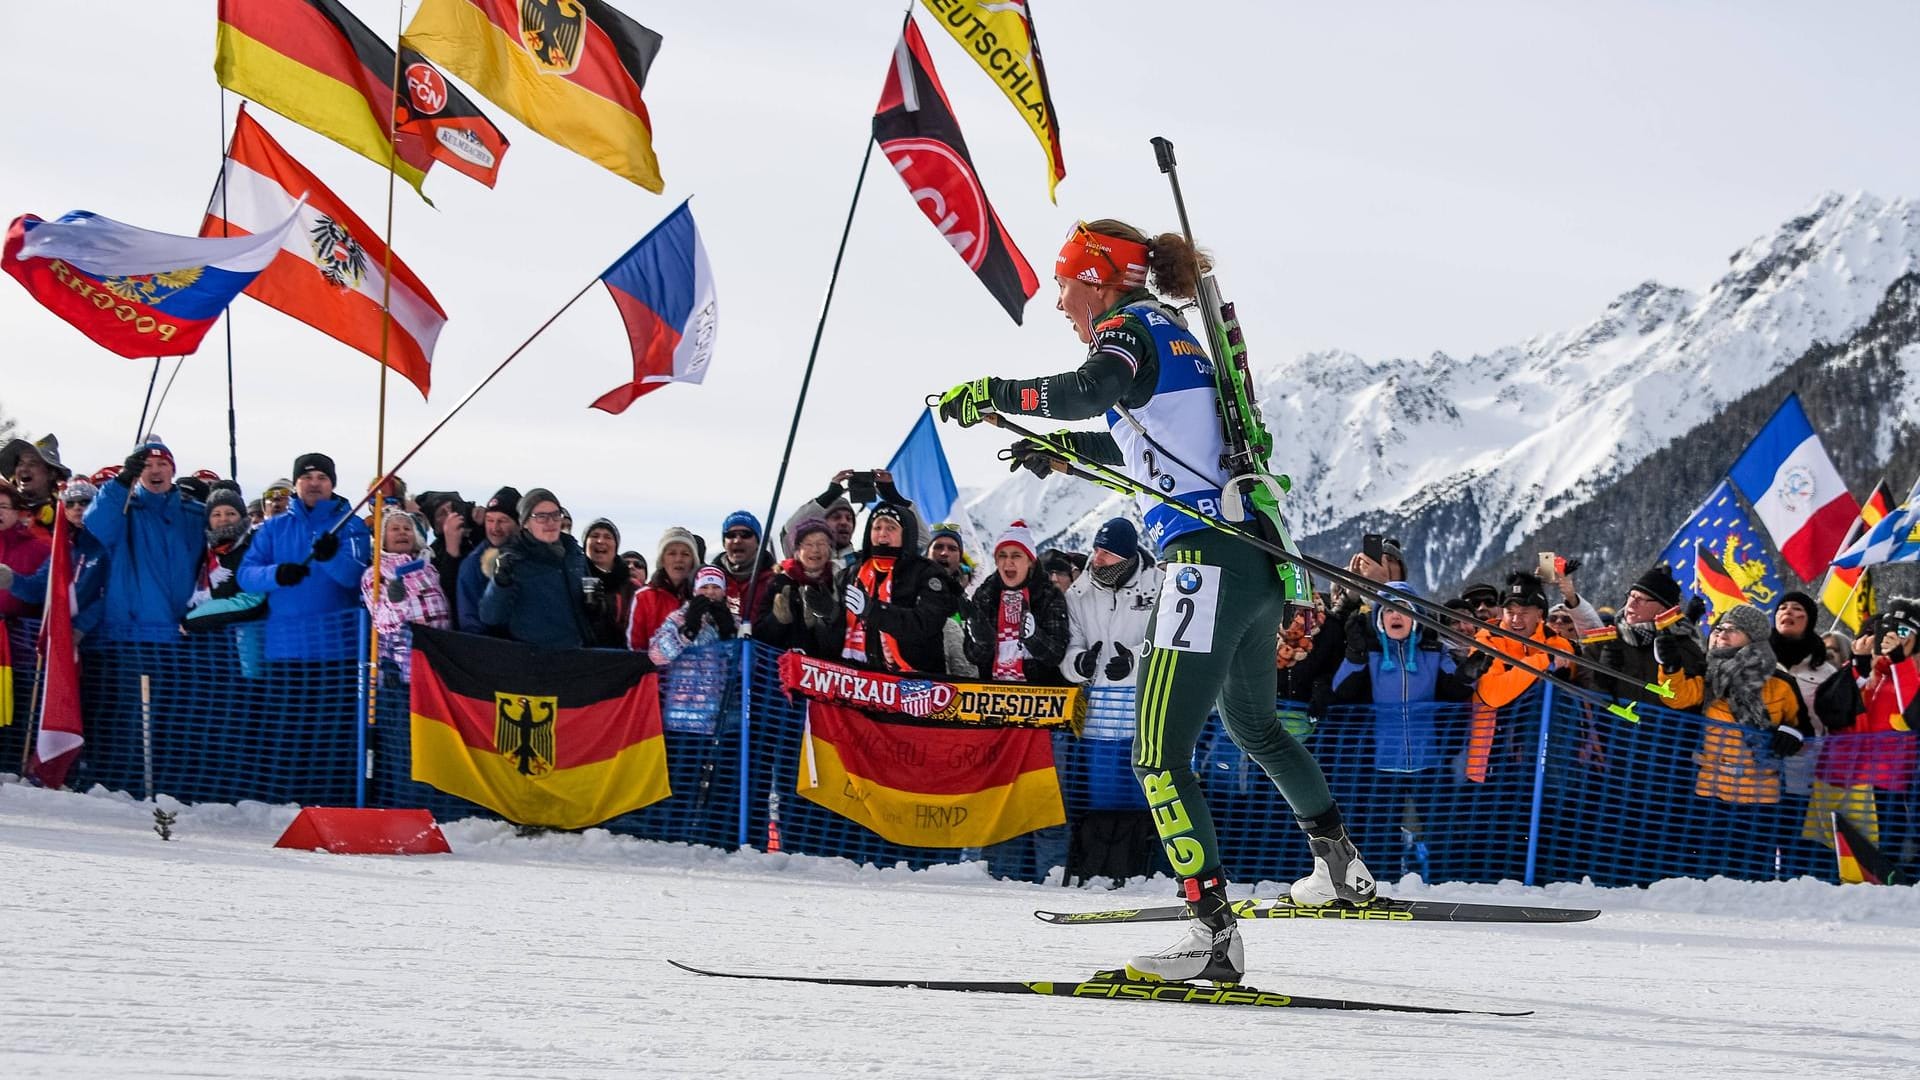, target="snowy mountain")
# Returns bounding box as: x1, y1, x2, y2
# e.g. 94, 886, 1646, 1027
961, 192, 1920, 599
